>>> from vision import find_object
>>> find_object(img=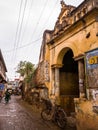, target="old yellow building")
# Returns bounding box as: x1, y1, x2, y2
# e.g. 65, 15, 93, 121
38, 0, 98, 129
